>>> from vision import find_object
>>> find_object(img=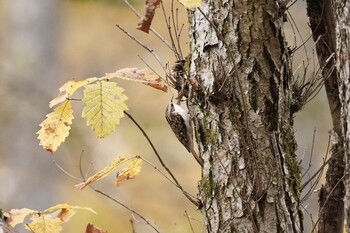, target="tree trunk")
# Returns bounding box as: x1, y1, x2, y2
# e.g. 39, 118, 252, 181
334, 1, 350, 232
185, 1, 303, 232
306, 1, 344, 232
